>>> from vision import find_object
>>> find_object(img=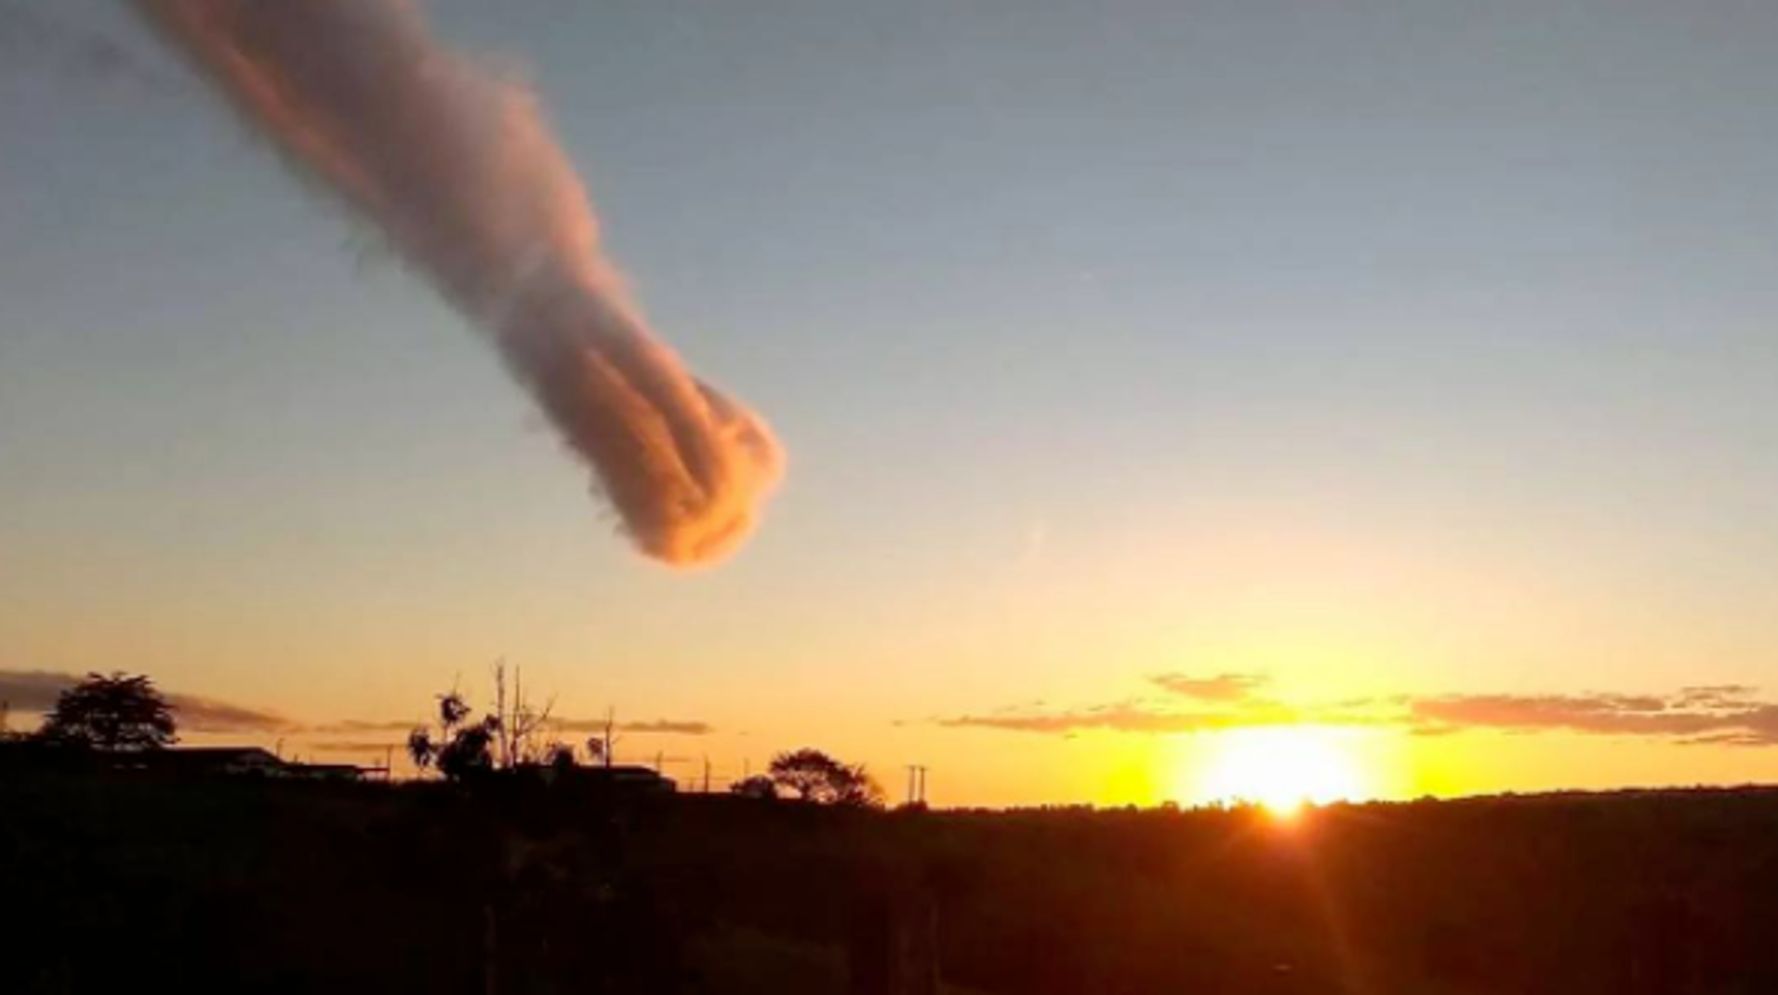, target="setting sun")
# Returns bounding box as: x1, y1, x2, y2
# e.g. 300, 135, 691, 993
1196, 726, 1372, 816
